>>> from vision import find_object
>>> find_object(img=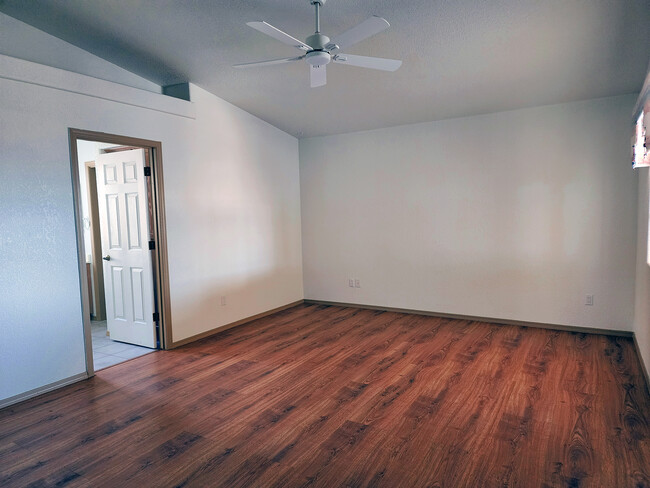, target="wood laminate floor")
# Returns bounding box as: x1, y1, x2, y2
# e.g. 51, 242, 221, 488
1, 304, 649, 487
